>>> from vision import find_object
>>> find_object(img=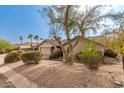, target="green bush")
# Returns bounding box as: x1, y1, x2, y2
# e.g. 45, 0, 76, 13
79, 48, 102, 70
80, 48, 102, 56
49, 48, 63, 59
21, 51, 42, 64
13, 50, 24, 56
0, 39, 15, 54
81, 55, 101, 70
104, 49, 117, 58
4, 52, 20, 63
